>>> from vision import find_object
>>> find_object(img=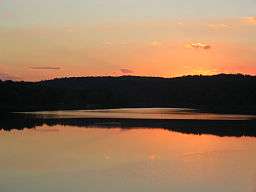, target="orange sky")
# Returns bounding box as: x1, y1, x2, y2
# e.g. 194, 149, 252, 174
0, 1, 256, 81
